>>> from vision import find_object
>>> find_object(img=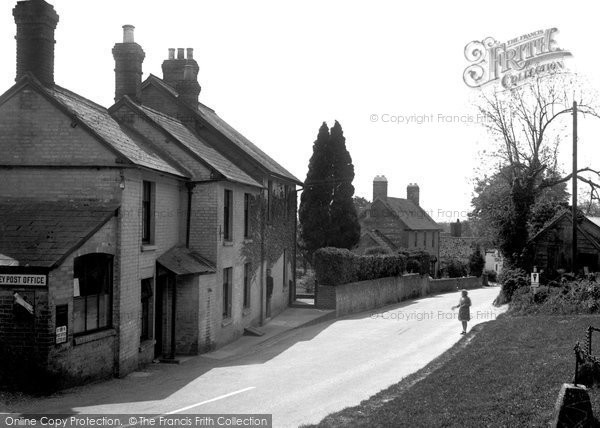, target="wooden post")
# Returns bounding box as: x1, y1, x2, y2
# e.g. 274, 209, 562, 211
572, 101, 578, 272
